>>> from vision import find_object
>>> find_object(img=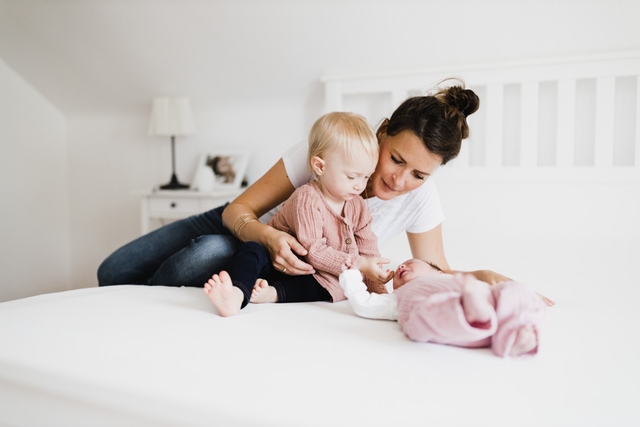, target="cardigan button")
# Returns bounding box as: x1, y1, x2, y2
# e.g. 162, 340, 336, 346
345, 238, 352, 245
